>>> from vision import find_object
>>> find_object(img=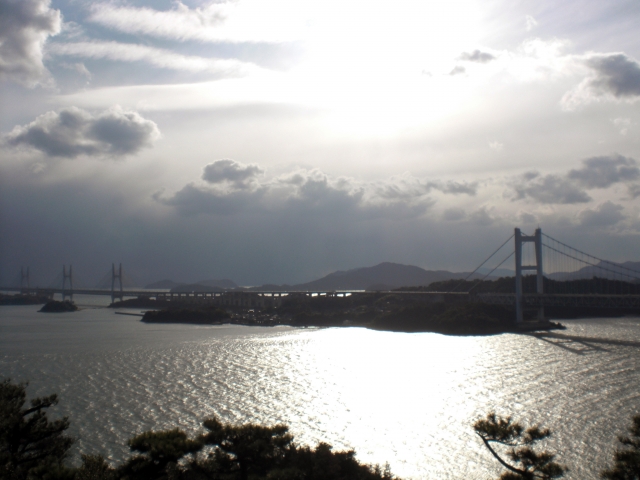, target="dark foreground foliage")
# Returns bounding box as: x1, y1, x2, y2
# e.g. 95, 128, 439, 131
0, 379, 75, 480
0, 380, 397, 480
474, 412, 566, 479
601, 415, 640, 479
